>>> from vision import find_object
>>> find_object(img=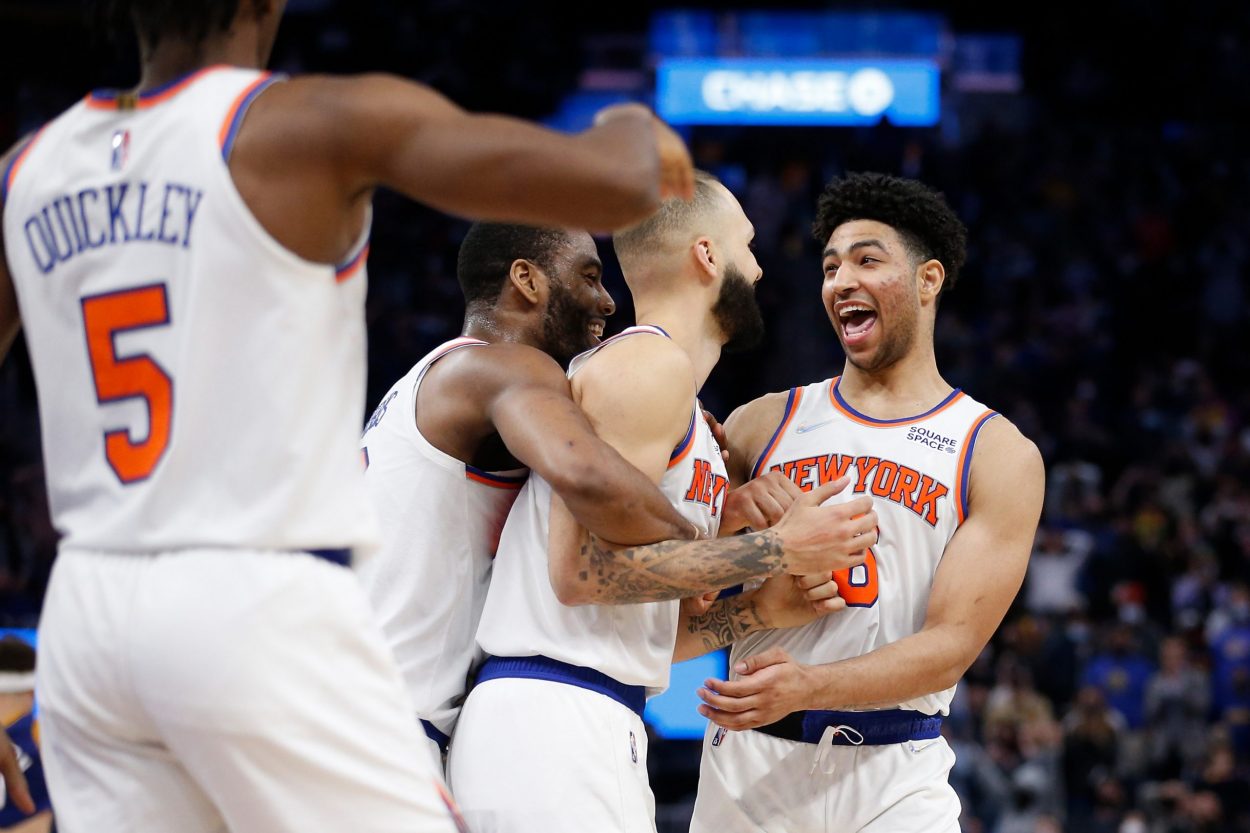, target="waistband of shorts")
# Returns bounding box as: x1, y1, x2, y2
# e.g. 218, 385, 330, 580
752, 709, 942, 746
477, 655, 646, 718
420, 719, 450, 752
